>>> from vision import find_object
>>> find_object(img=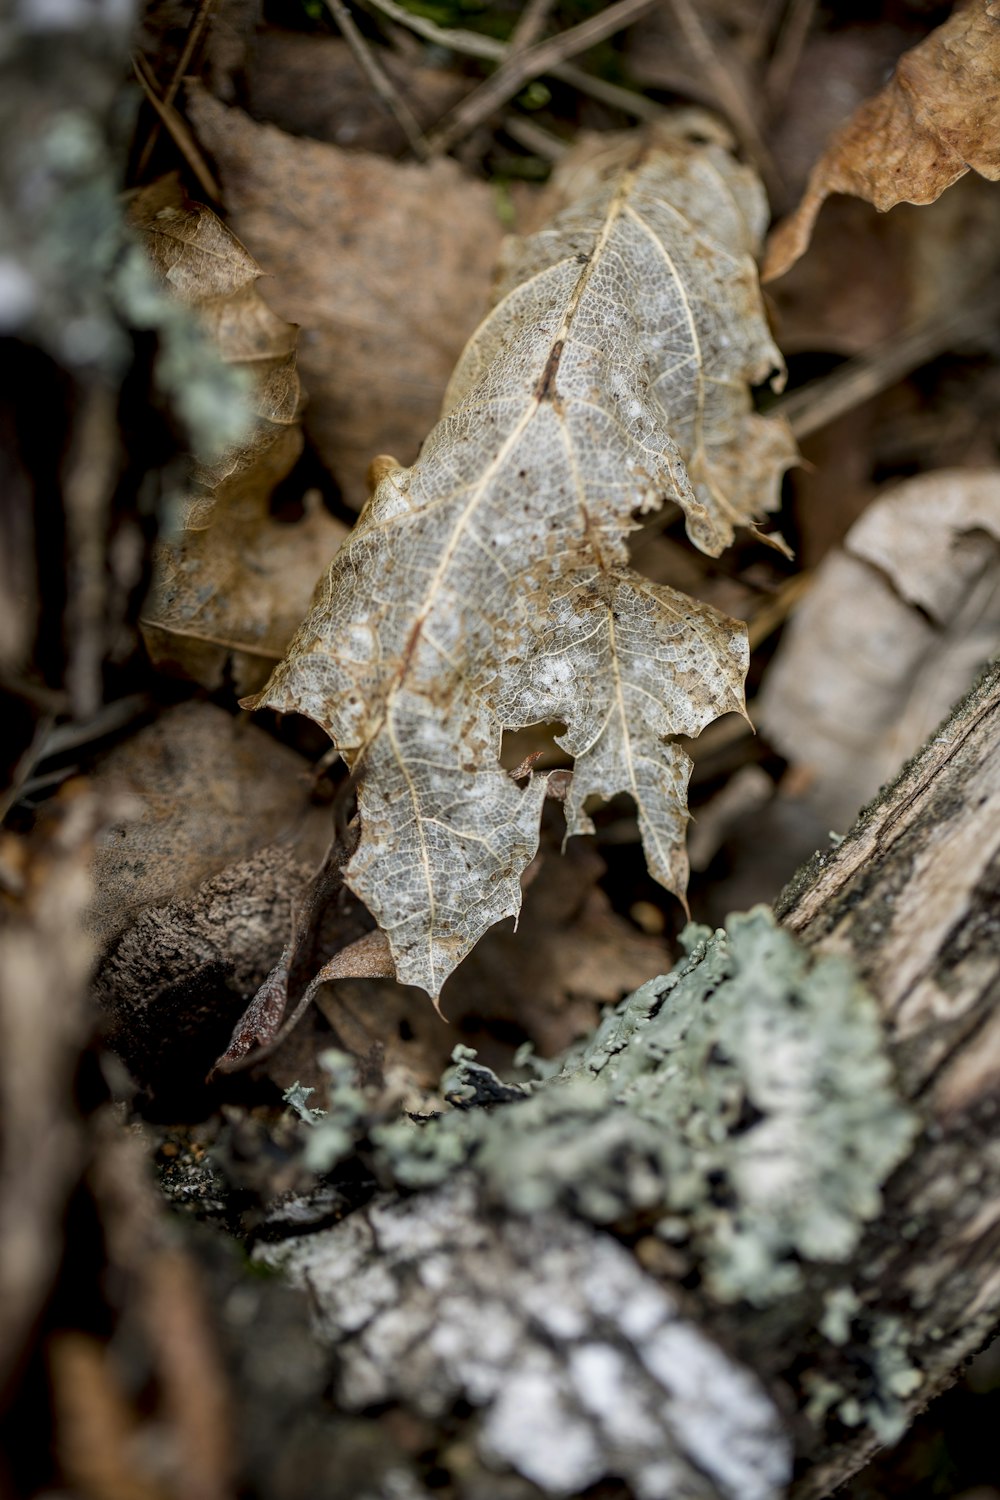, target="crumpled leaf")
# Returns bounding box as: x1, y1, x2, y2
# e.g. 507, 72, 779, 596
247, 118, 794, 1000
131, 179, 346, 694
766, 0, 1000, 280
758, 469, 1000, 827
